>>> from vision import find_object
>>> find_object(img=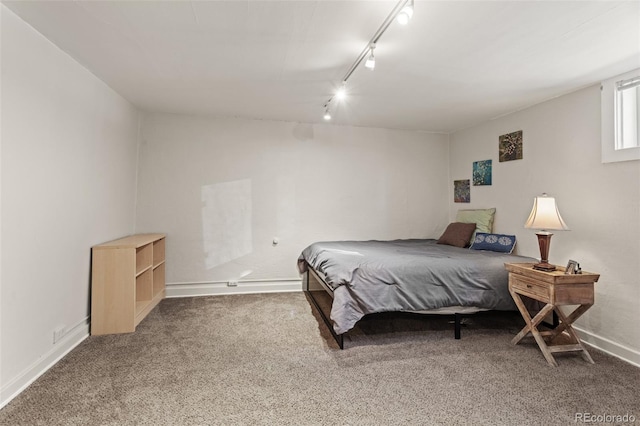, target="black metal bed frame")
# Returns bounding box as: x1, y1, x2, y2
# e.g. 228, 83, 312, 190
303, 266, 468, 349
302, 265, 558, 350
303, 267, 345, 348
